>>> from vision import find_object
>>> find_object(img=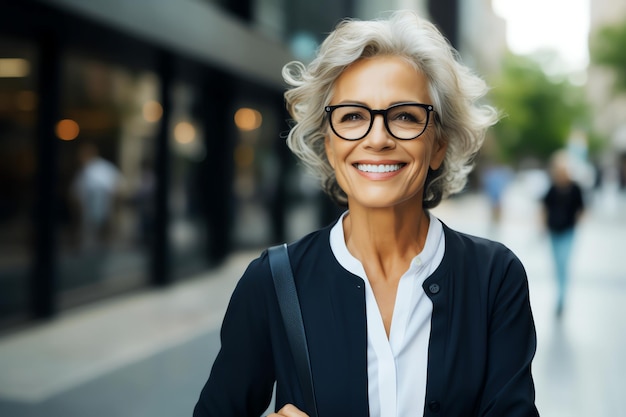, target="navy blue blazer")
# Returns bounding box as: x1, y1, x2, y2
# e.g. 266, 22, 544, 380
193, 221, 539, 416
